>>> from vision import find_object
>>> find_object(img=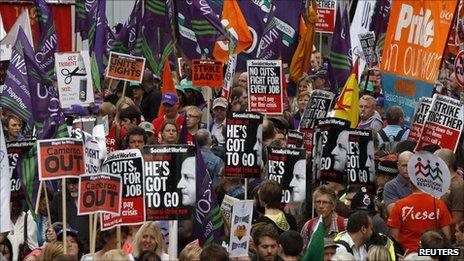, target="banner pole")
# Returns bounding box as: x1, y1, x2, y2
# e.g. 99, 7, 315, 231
89, 214, 93, 252
62, 178, 67, 254
116, 225, 122, 250
319, 32, 323, 57
244, 178, 248, 199
207, 87, 211, 130
35, 182, 43, 215
122, 81, 128, 98
91, 213, 98, 254
168, 221, 178, 260
43, 184, 52, 226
